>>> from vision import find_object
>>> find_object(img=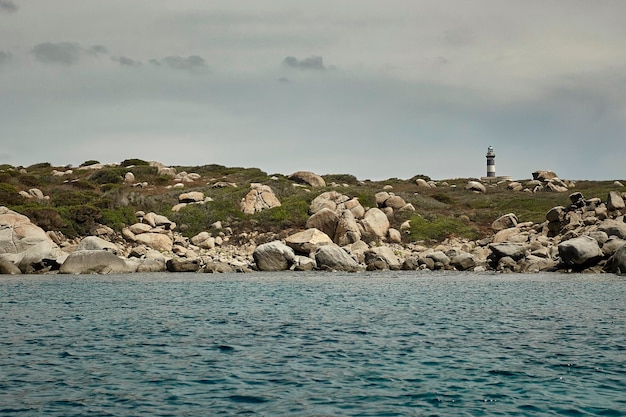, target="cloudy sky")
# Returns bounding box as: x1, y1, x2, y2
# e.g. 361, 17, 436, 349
1, 0, 625, 181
